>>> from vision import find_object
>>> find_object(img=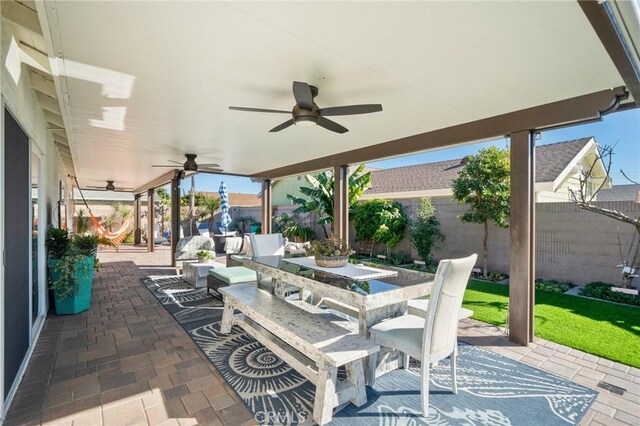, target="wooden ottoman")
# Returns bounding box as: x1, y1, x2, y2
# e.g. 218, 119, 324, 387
207, 267, 257, 297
